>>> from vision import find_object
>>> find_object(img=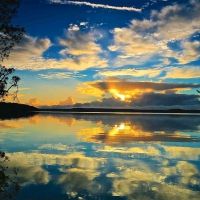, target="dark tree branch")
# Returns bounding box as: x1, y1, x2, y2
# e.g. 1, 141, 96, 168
0, 0, 24, 101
